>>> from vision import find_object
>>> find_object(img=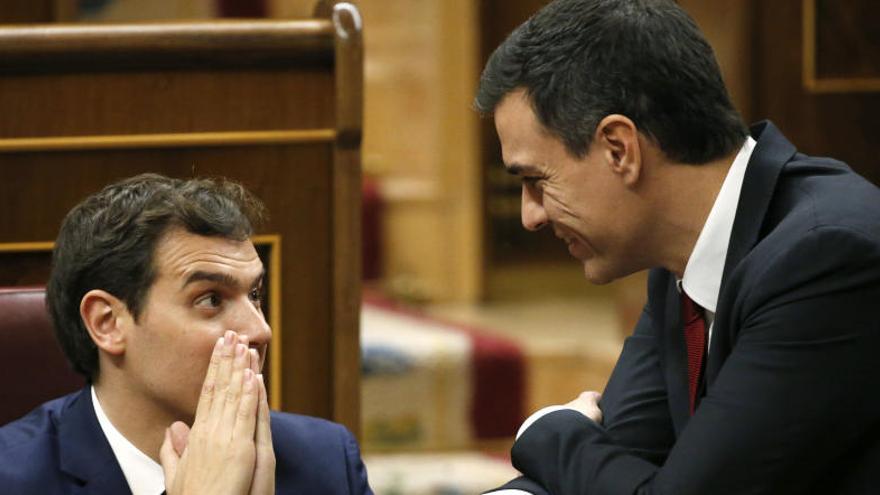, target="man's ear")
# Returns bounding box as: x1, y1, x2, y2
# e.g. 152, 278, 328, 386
80, 290, 129, 356
595, 114, 642, 187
